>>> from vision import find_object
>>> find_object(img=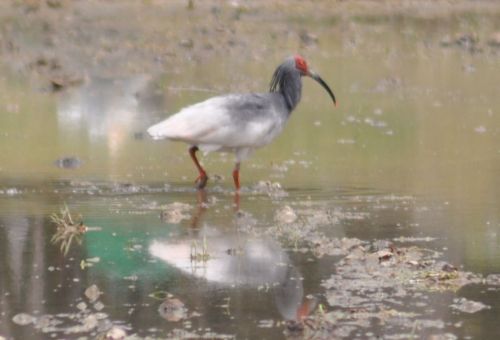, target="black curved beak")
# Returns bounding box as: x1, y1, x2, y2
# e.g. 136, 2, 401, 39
309, 71, 337, 107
